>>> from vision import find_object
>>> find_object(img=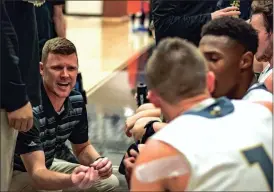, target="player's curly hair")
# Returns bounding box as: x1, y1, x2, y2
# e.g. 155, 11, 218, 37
201, 17, 258, 54
251, 0, 273, 33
